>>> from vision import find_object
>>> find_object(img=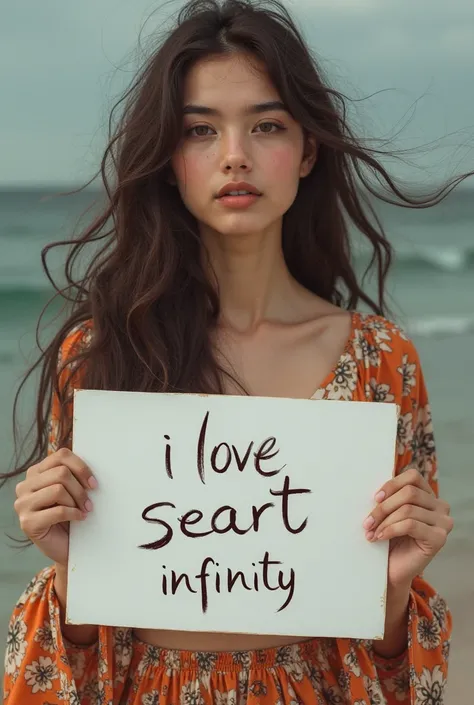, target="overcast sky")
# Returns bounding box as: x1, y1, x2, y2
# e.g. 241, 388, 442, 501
1, 0, 473, 187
